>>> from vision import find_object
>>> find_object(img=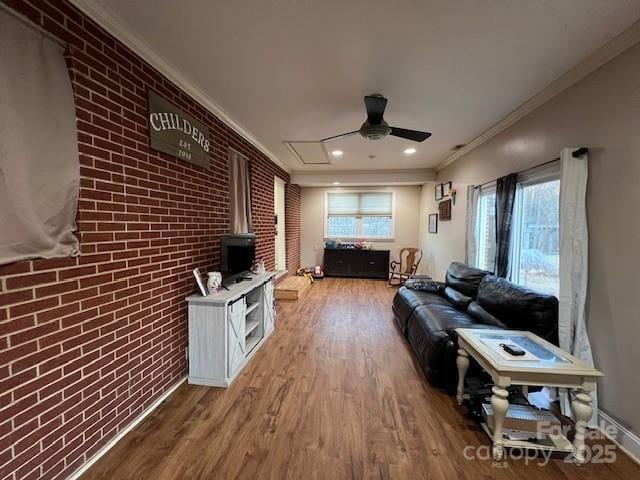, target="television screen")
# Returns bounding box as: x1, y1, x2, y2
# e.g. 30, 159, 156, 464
221, 234, 255, 281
